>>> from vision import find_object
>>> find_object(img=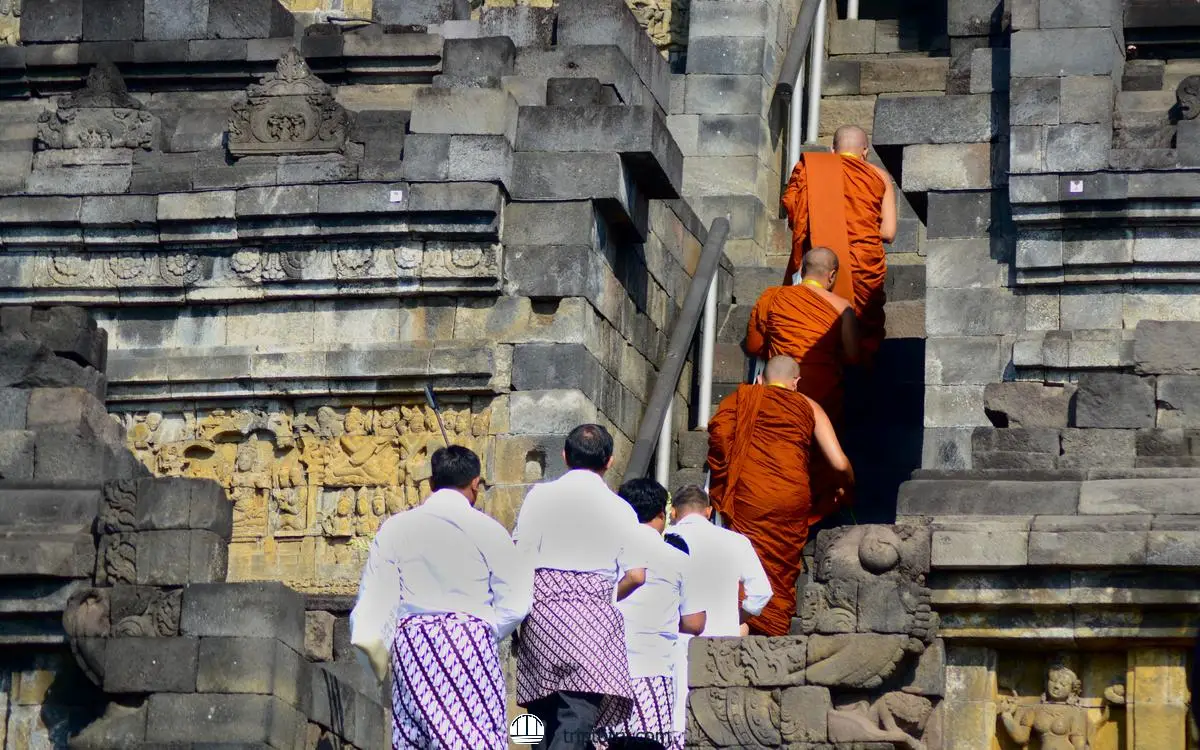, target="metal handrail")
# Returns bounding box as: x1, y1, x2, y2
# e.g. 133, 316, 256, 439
774, 0, 825, 100
623, 218, 730, 484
